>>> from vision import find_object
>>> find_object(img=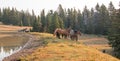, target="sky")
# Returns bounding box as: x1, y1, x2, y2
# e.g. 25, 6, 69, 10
0, 0, 119, 15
